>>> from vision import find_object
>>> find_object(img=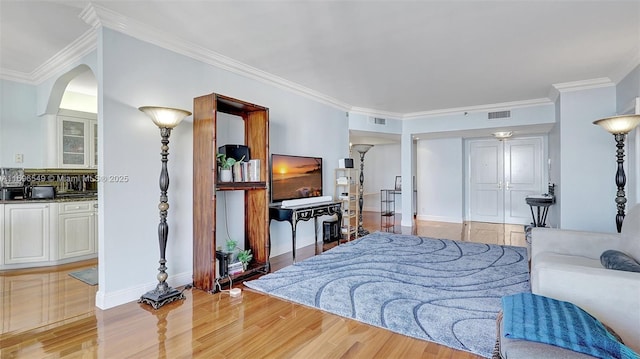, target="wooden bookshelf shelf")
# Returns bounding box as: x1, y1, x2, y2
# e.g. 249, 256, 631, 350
193, 93, 270, 293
